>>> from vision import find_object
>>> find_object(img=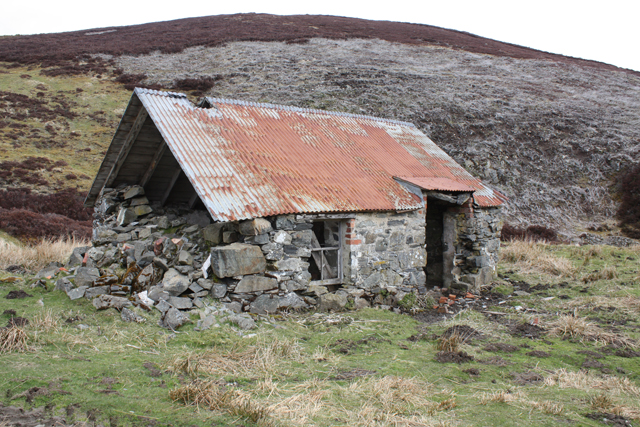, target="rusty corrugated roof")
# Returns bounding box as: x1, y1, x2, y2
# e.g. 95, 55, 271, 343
98, 88, 504, 220
395, 177, 476, 192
